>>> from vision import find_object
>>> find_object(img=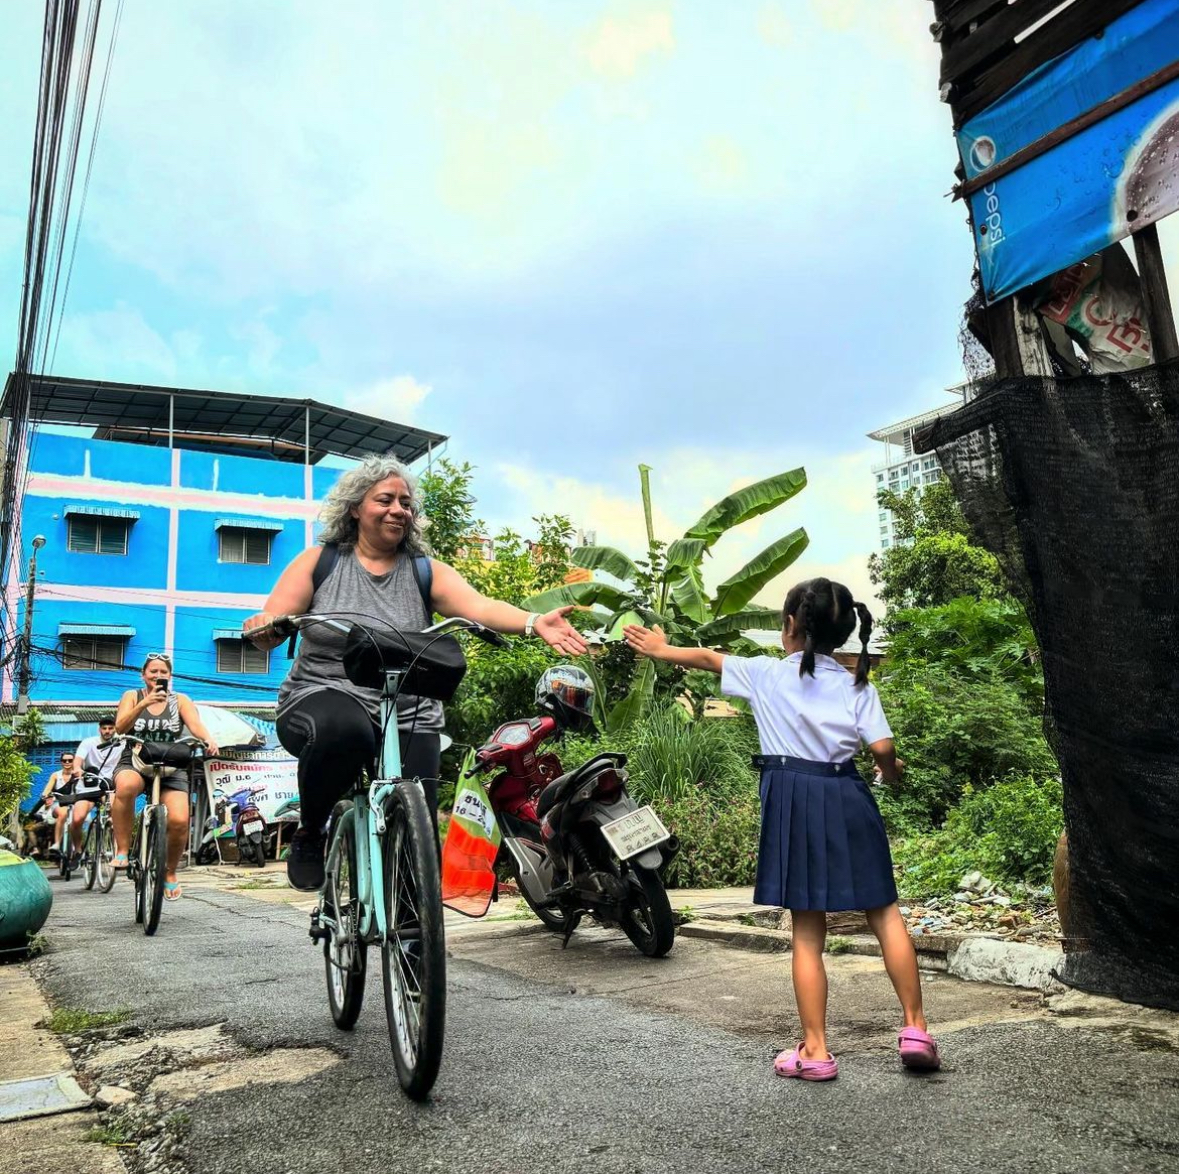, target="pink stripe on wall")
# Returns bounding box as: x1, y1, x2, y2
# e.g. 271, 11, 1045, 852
26, 473, 322, 518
